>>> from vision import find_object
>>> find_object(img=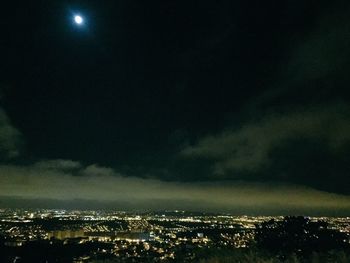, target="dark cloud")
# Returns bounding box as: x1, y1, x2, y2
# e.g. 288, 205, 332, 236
248, 2, 350, 113
0, 108, 22, 159
176, 2, 350, 194
34, 159, 82, 171
181, 104, 350, 192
